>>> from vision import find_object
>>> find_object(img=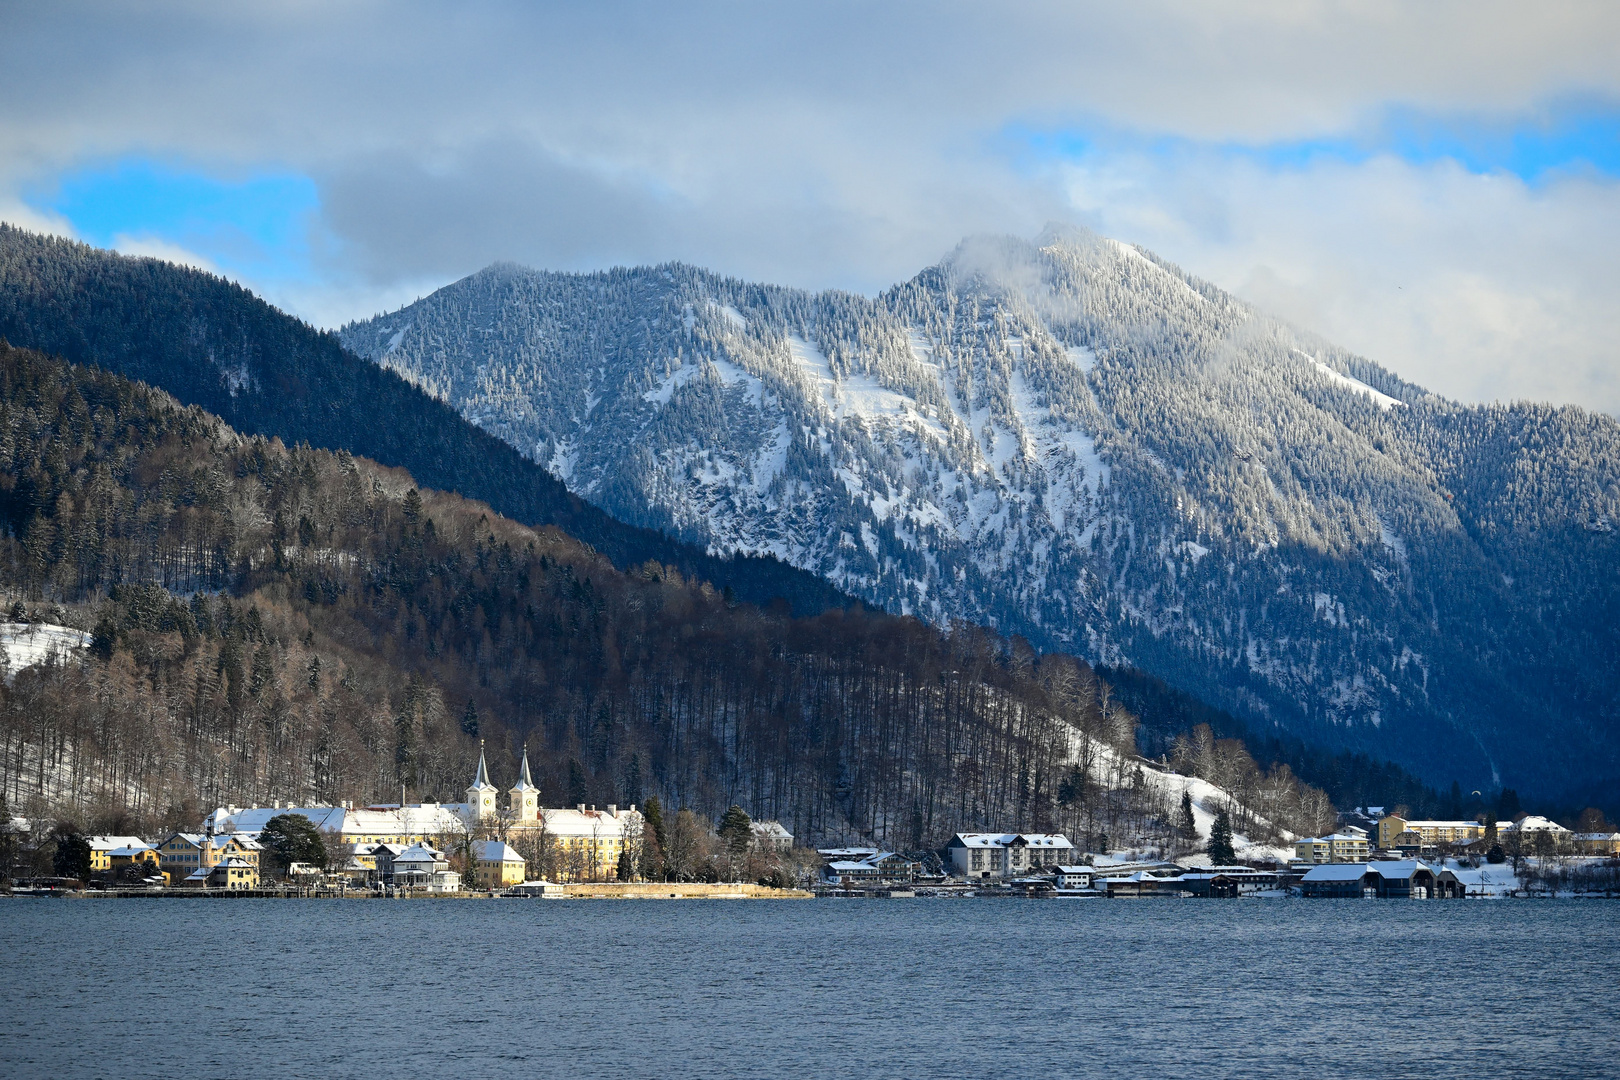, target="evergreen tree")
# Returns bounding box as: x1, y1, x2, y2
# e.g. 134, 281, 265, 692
53, 831, 91, 881
643, 795, 668, 855
566, 758, 588, 807
260, 813, 328, 873
616, 844, 635, 883
1208, 809, 1236, 865
1179, 791, 1197, 841
460, 698, 479, 738
717, 805, 752, 859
